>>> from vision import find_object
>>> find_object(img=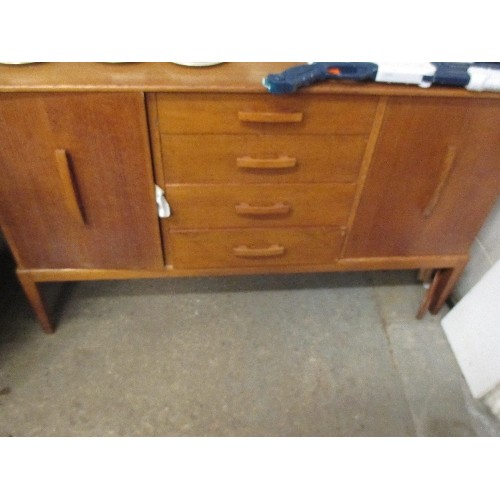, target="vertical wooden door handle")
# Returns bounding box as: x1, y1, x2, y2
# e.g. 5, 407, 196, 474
54, 149, 86, 224
423, 145, 457, 218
